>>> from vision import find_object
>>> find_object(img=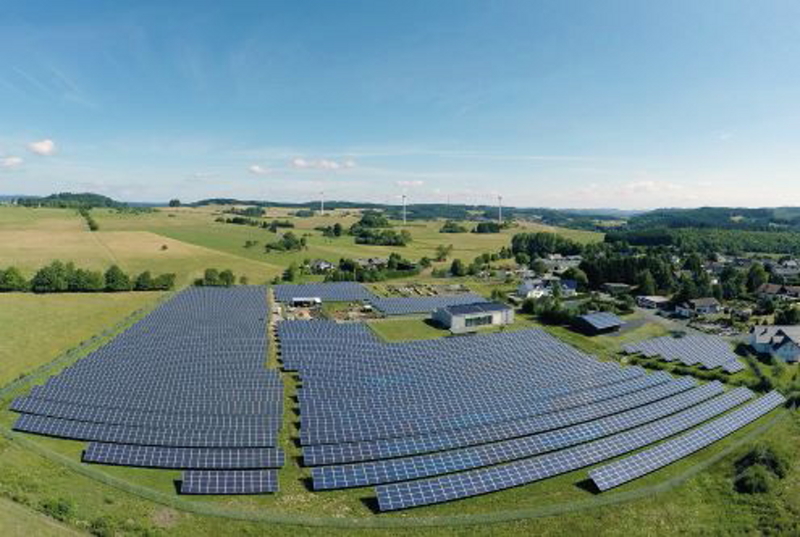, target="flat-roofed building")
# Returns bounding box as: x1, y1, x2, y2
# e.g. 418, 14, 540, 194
432, 302, 514, 333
